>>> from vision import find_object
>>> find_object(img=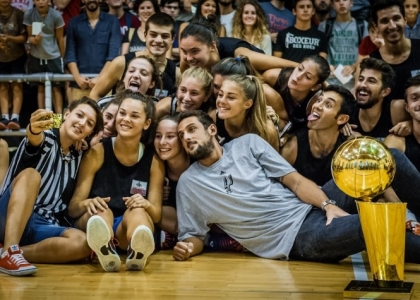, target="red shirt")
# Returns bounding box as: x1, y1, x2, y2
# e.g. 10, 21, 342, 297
359, 36, 378, 56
